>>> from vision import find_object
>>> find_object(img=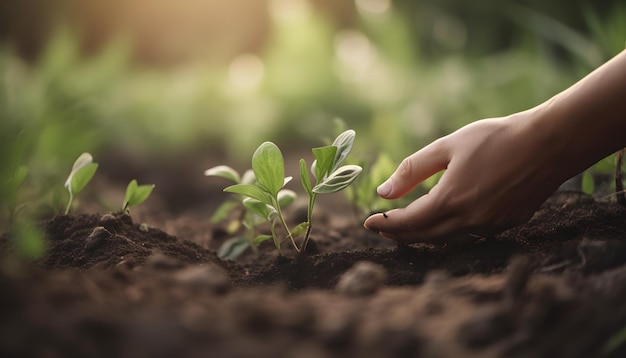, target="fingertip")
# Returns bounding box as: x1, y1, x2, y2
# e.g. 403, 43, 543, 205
376, 180, 392, 198
363, 213, 380, 231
